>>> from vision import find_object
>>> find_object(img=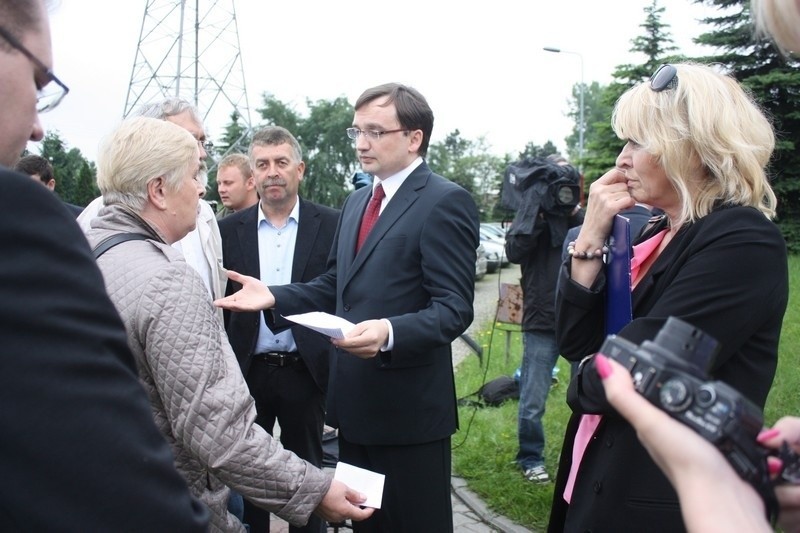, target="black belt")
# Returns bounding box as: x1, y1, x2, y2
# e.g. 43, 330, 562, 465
252, 351, 304, 368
